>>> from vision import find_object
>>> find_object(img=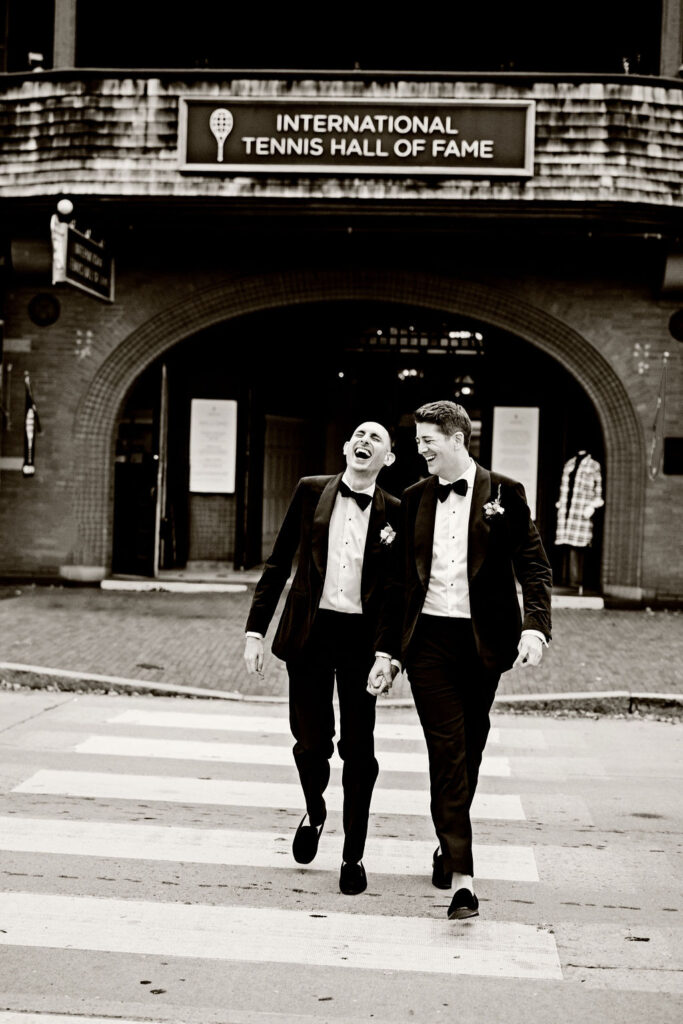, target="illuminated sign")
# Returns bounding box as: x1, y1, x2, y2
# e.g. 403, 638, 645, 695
179, 98, 535, 177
